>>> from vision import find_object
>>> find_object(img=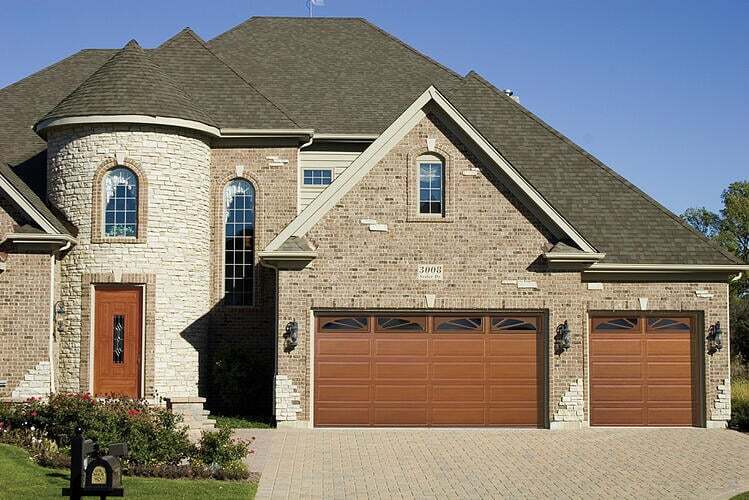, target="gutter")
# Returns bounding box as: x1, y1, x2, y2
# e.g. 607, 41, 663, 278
1, 233, 78, 248
585, 263, 749, 273
313, 133, 379, 142
257, 250, 318, 261
543, 252, 606, 262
